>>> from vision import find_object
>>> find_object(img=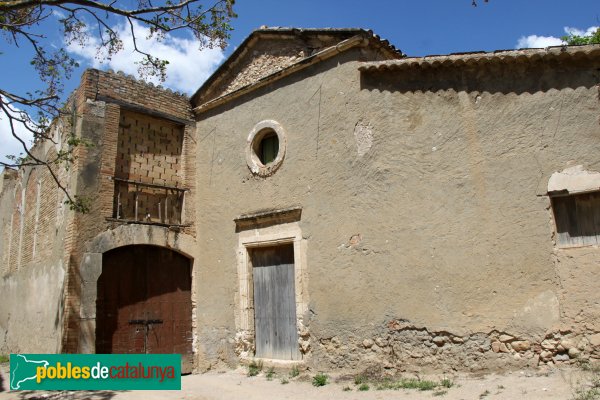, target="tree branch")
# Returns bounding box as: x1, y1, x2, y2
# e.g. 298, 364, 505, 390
0, 0, 235, 213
